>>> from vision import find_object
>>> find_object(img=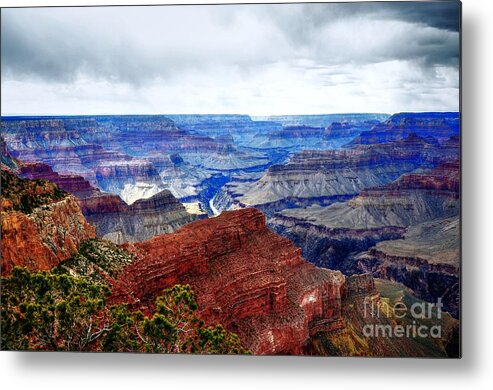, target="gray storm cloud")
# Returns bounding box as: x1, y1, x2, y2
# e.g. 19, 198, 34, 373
0, 2, 460, 115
